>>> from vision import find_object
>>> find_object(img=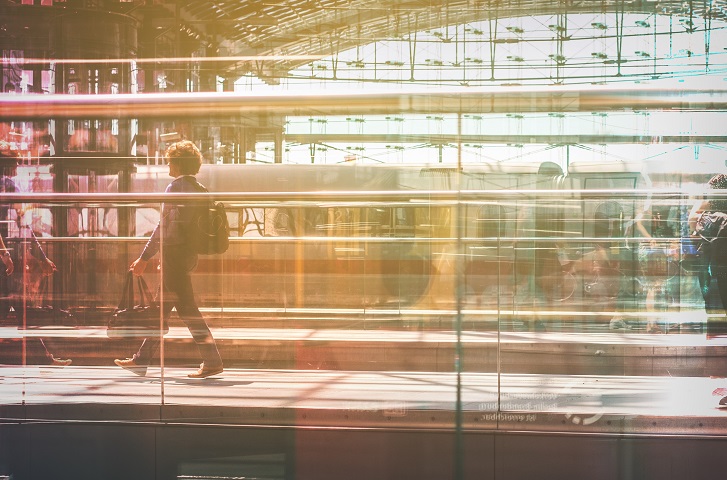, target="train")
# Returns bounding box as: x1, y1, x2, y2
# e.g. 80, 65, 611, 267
5, 159, 717, 331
